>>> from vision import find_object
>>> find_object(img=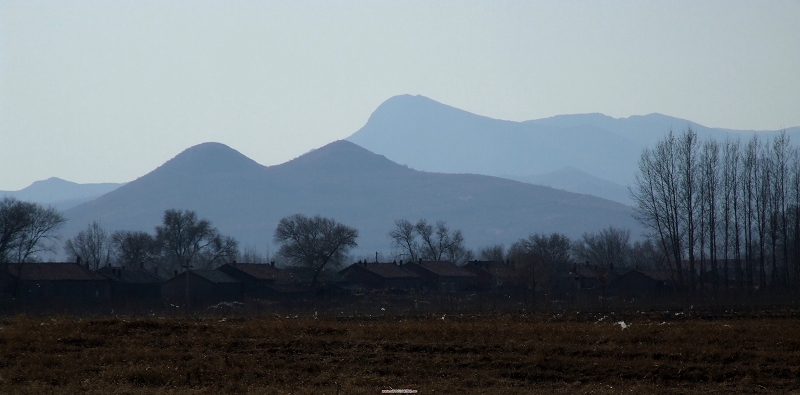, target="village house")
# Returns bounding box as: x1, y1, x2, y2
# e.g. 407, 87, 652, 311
463, 260, 521, 292
96, 266, 163, 310
609, 269, 675, 300
251, 283, 316, 302
218, 262, 281, 290
161, 270, 242, 309
570, 263, 621, 290
403, 259, 477, 292
339, 261, 421, 291
0, 261, 111, 311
